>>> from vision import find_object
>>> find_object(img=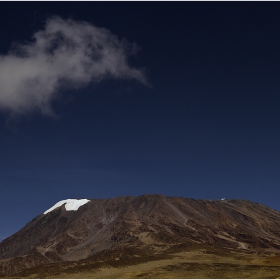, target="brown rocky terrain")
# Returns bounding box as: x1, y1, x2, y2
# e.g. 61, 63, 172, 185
1, 194, 280, 278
